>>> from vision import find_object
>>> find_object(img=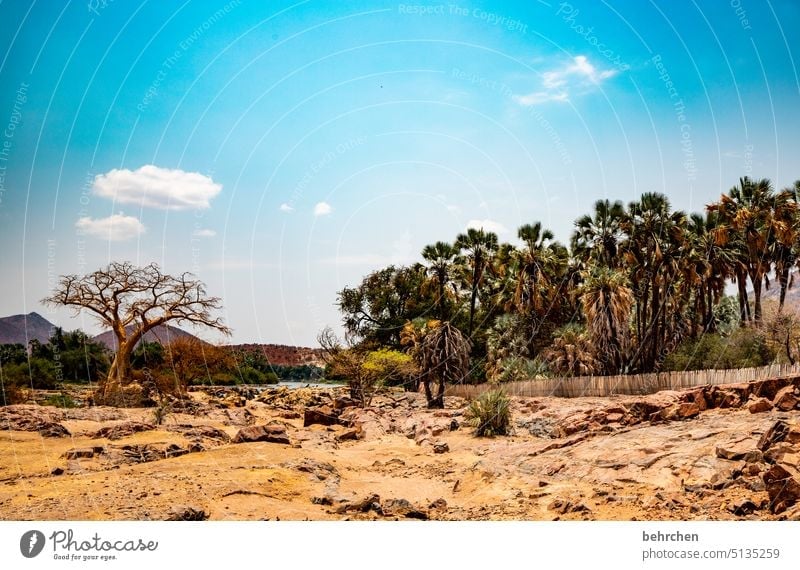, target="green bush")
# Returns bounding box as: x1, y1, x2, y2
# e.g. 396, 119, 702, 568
465, 389, 511, 437
236, 366, 279, 385
362, 348, 417, 390
210, 372, 239, 386
495, 356, 550, 383
662, 328, 776, 371
1, 358, 58, 390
